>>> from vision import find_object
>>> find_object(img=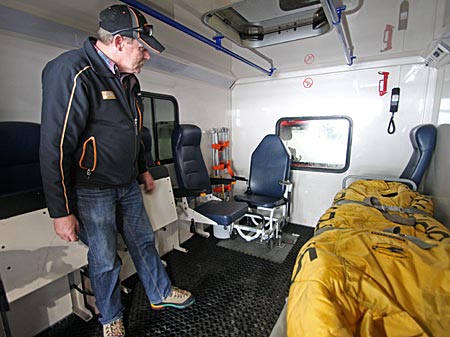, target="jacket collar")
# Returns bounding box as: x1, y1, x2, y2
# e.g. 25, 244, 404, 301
84, 37, 116, 78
